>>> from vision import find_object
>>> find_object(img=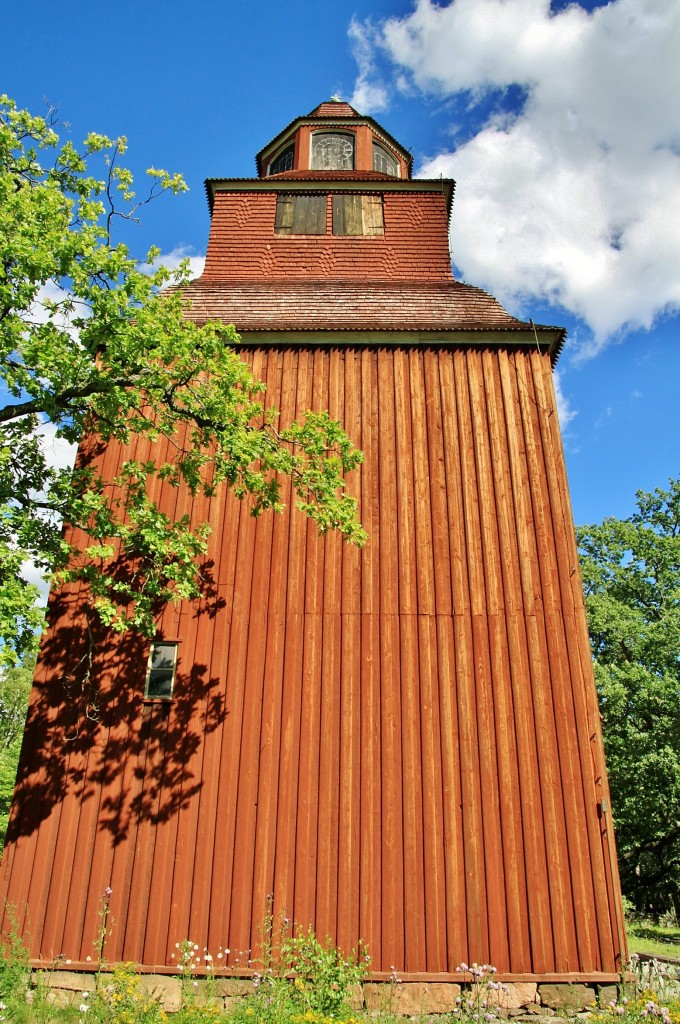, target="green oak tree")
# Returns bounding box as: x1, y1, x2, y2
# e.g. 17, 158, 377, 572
0, 95, 365, 666
0, 652, 33, 847
577, 479, 680, 919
